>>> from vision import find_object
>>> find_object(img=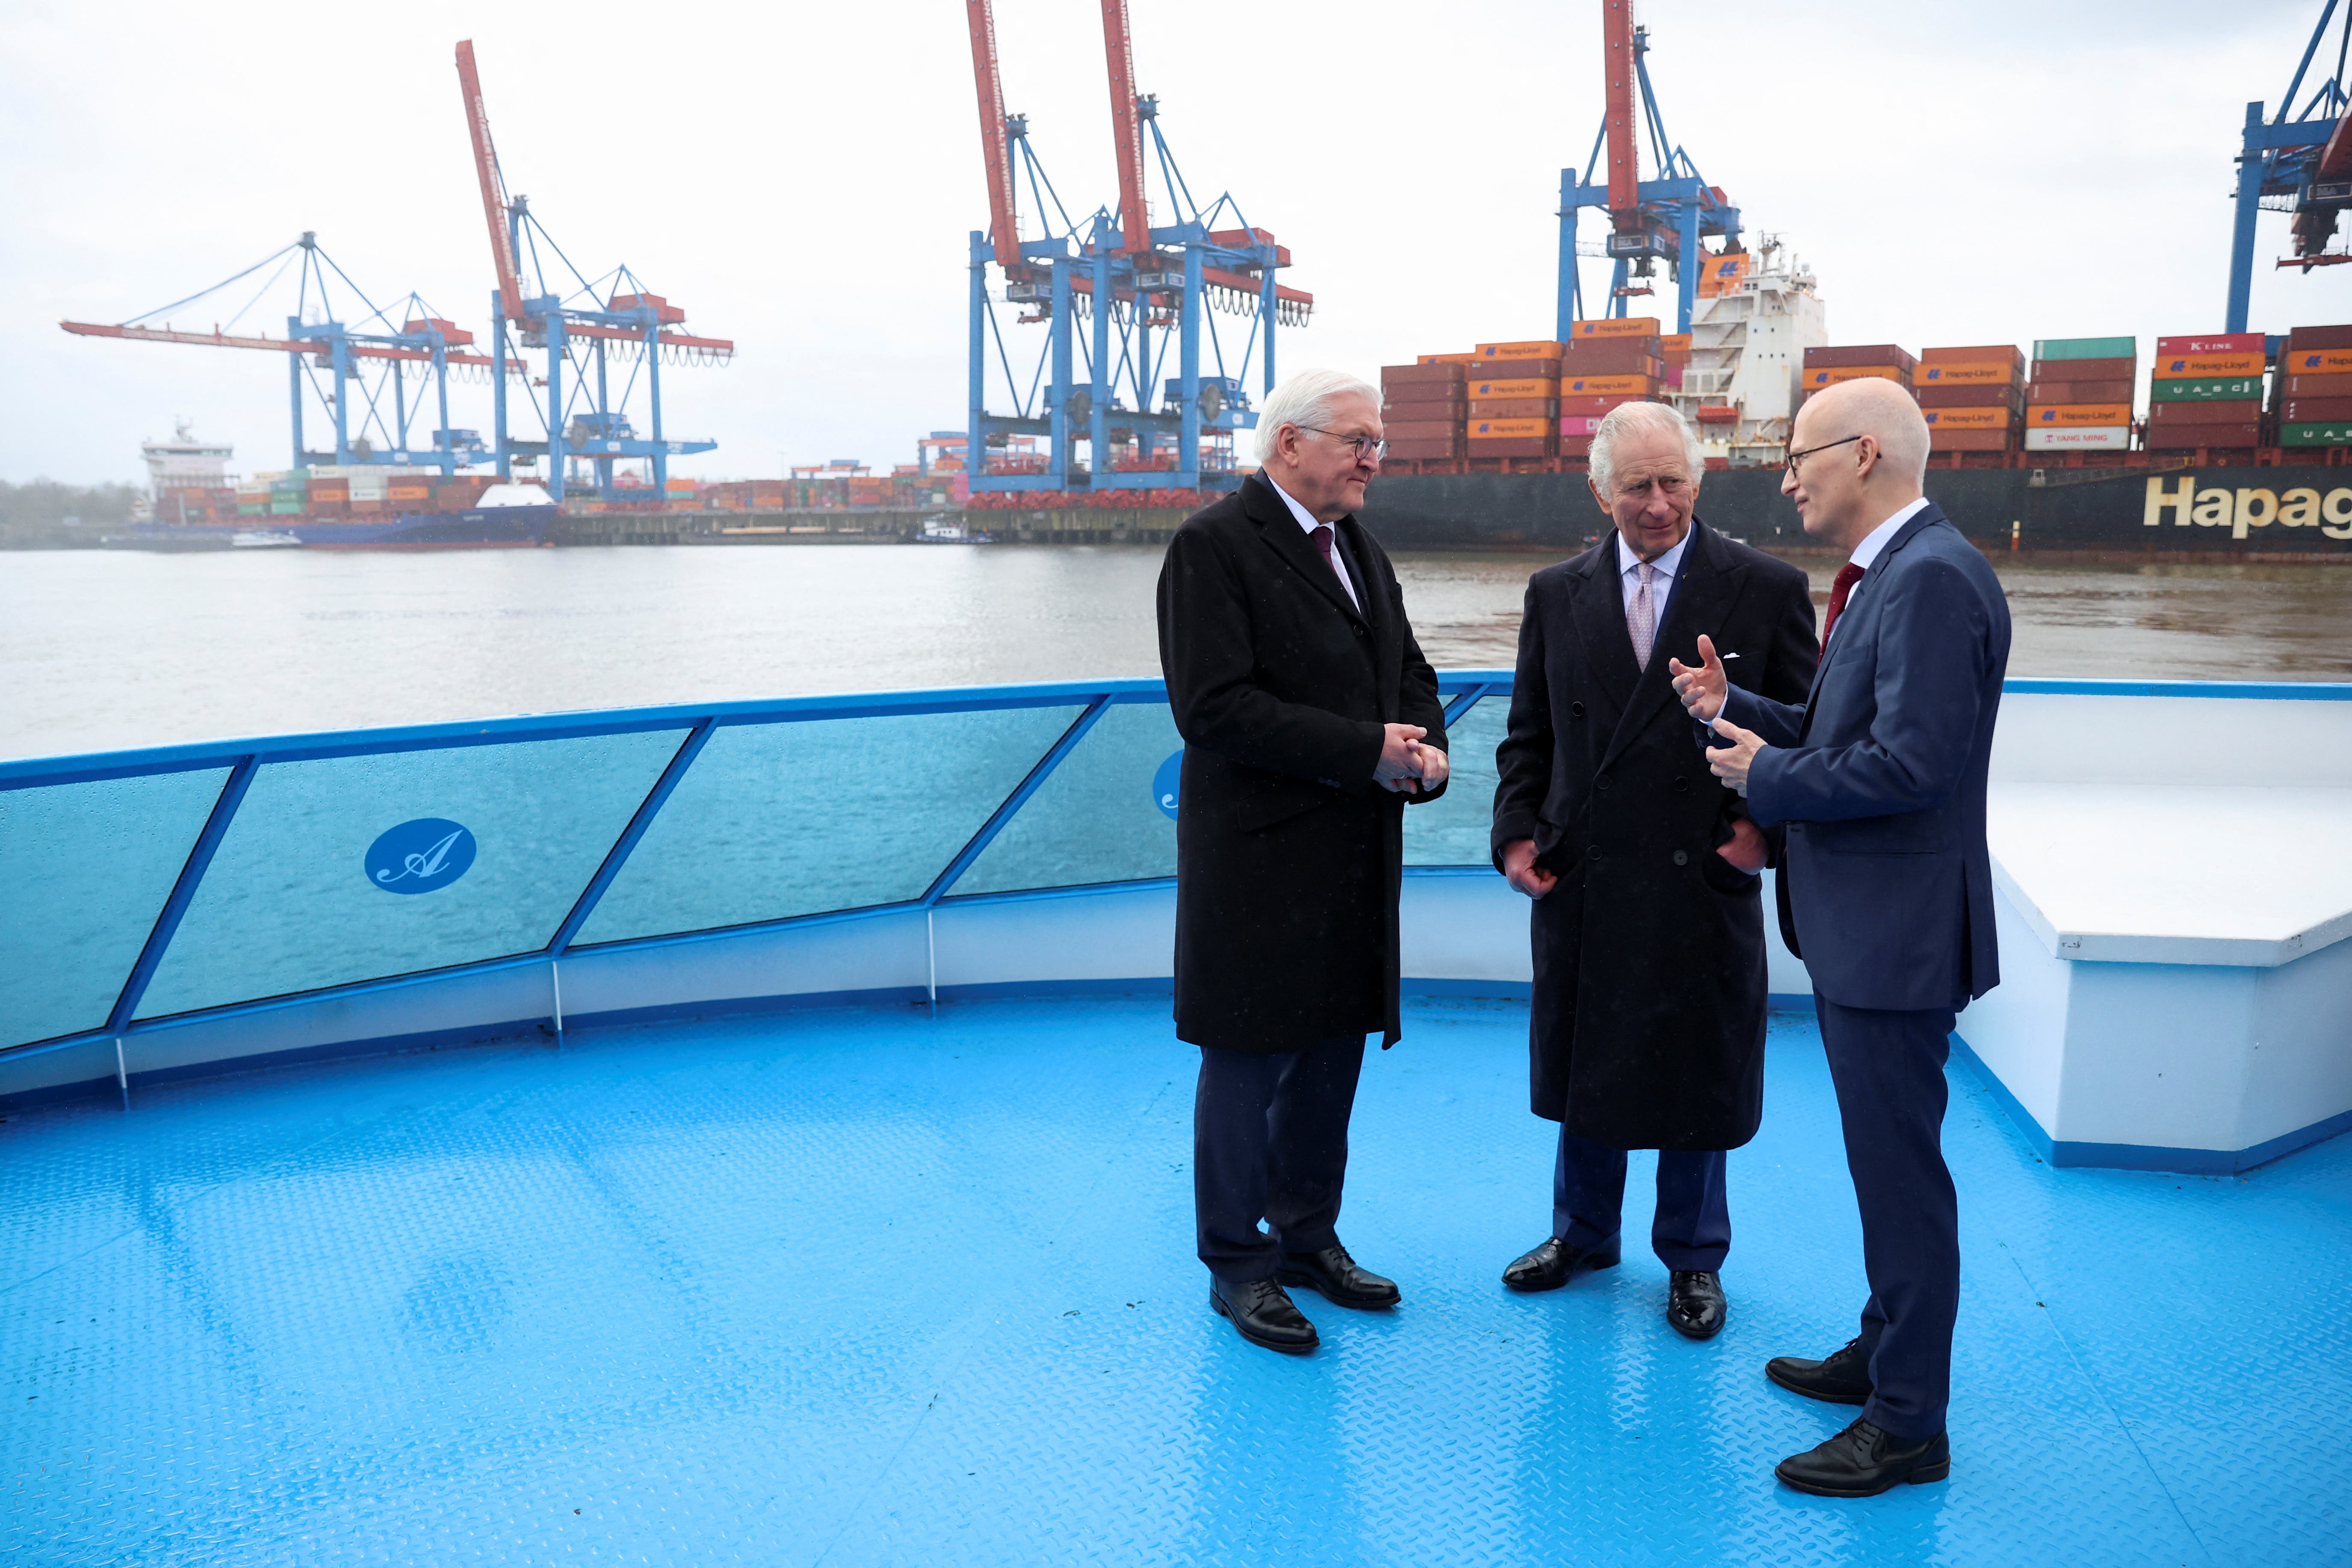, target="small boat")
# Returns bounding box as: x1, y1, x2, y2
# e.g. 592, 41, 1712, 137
913, 517, 995, 543
229, 529, 303, 549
